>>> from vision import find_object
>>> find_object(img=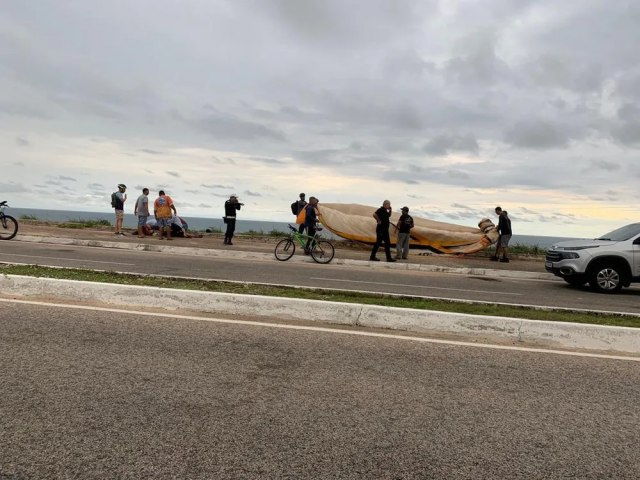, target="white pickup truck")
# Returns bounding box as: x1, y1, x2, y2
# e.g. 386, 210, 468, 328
545, 222, 640, 293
